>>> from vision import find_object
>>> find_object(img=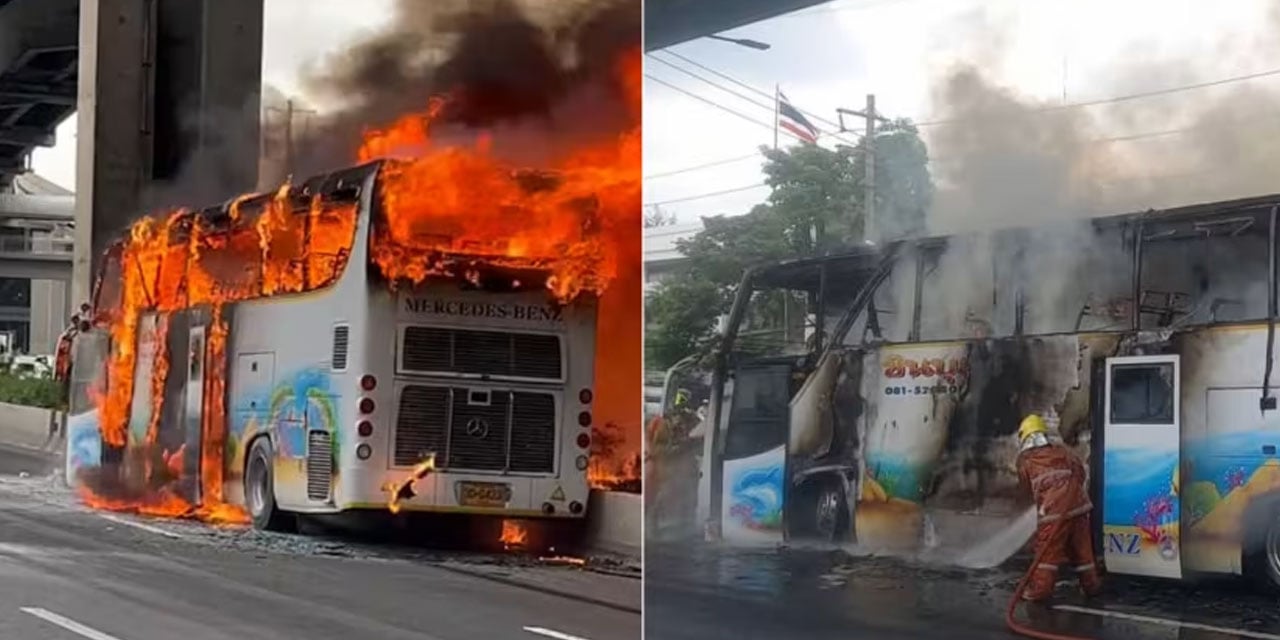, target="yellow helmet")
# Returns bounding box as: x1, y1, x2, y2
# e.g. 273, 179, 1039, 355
1018, 414, 1048, 441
